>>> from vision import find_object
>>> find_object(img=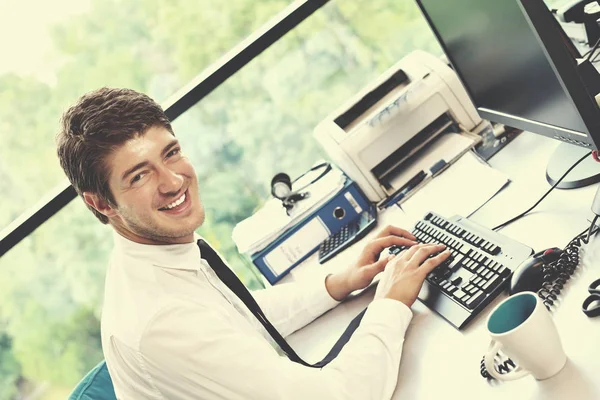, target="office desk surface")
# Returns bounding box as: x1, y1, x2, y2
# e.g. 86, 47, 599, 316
284, 131, 600, 400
